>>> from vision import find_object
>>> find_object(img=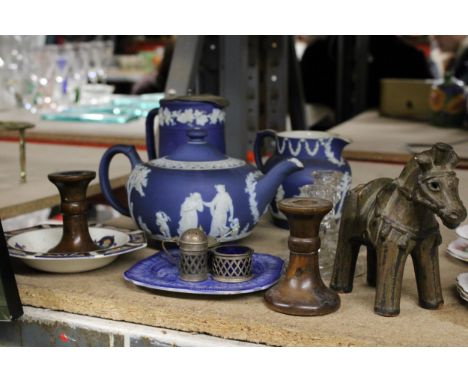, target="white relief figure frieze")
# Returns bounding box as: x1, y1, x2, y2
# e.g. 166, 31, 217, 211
204, 184, 235, 237
177, 192, 204, 236
156, 211, 172, 238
